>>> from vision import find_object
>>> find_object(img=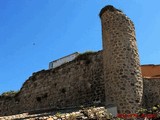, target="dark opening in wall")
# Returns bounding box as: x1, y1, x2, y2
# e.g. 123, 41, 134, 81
33, 83, 37, 88
42, 93, 48, 98
36, 97, 41, 102
85, 59, 91, 65
15, 98, 20, 104
61, 88, 66, 94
